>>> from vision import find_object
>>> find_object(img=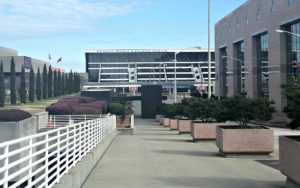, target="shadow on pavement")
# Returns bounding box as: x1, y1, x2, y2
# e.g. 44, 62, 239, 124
156, 176, 285, 188
144, 138, 193, 143
153, 149, 219, 158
